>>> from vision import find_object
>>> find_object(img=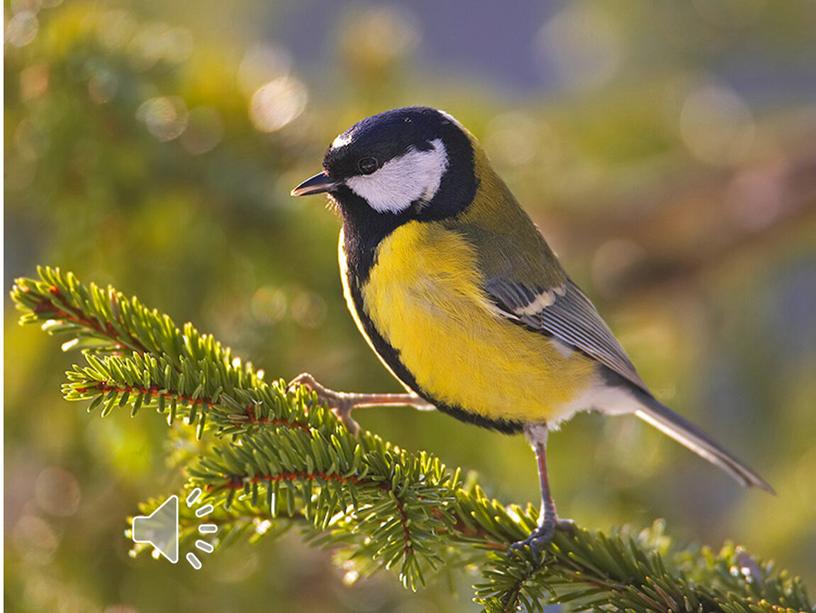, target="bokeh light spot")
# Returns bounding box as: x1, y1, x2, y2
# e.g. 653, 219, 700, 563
19, 64, 49, 100
6, 10, 39, 47
180, 107, 224, 155
12, 515, 59, 565
249, 76, 308, 133
35, 466, 81, 517
136, 96, 189, 142
679, 82, 755, 165
250, 286, 288, 325
339, 6, 420, 75
484, 112, 543, 168
537, 4, 623, 91
290, 290, 327, 329
97, 10, 137, 50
